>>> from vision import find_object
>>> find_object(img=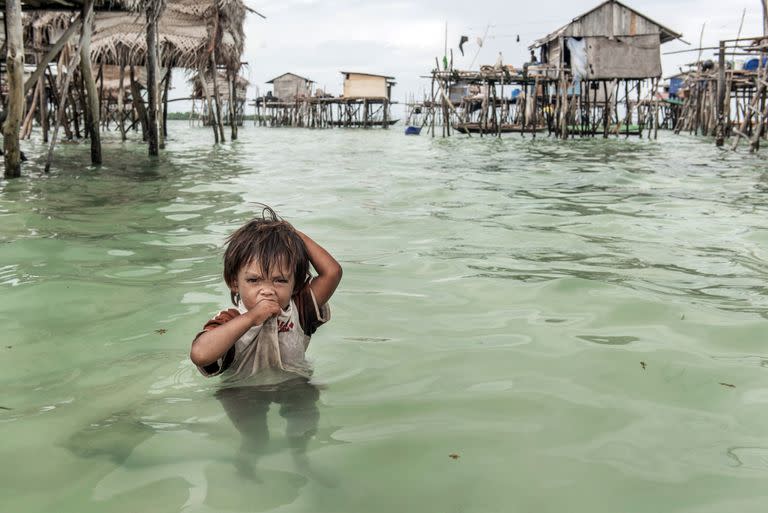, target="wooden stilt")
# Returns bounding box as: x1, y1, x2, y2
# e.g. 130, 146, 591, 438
39, 70, 49, 143
129, 64, 148, 141
4, 0, 24, 178
210, 52, 226, 142
117, 59, 127, 141
229, 70, 238, 140
162, 63, 171, 139
198, 64, 218, 143
45, 34, 84, 173
21, 79, 41, 139
79, 0, 101, 164
145, 3, 160, 156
